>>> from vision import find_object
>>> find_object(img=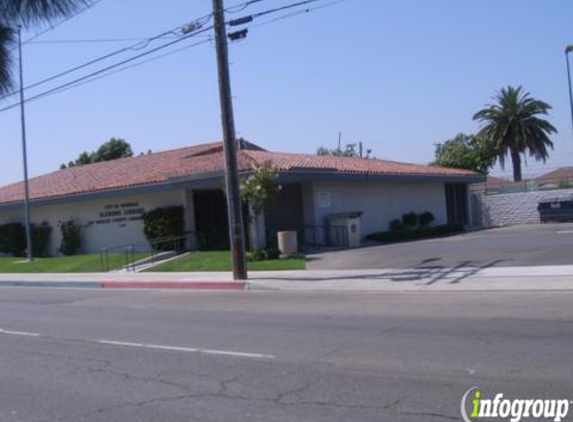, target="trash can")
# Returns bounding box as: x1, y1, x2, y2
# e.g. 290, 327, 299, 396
327, 211, 363, 247
538, 200, 573, 223
277, 230, 298, 255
